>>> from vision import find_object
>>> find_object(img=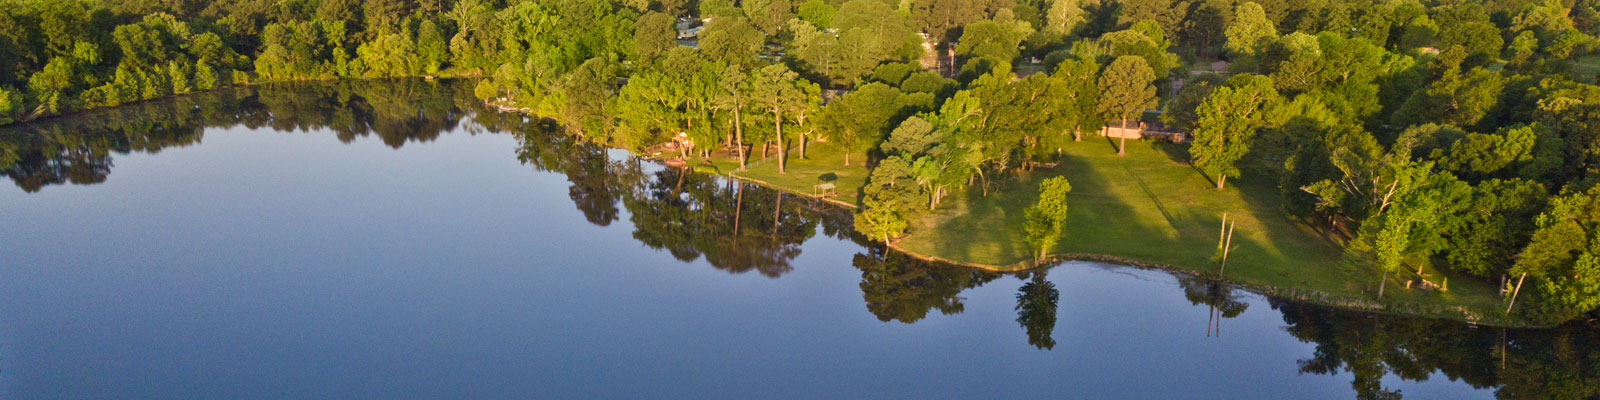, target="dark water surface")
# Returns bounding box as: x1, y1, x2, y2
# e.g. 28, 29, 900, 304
2, 80, 1596, 399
